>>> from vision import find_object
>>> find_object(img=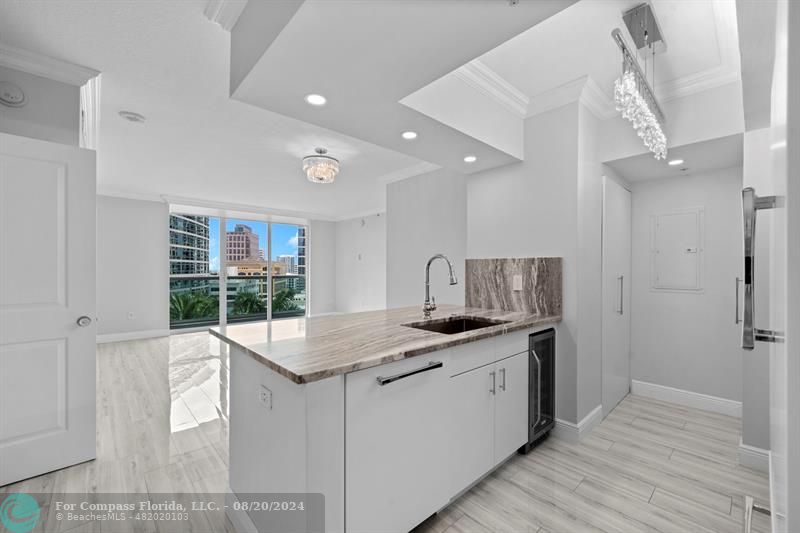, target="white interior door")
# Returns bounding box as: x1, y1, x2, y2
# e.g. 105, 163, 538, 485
0, 133, 96, 486
602, 176, 632, 416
